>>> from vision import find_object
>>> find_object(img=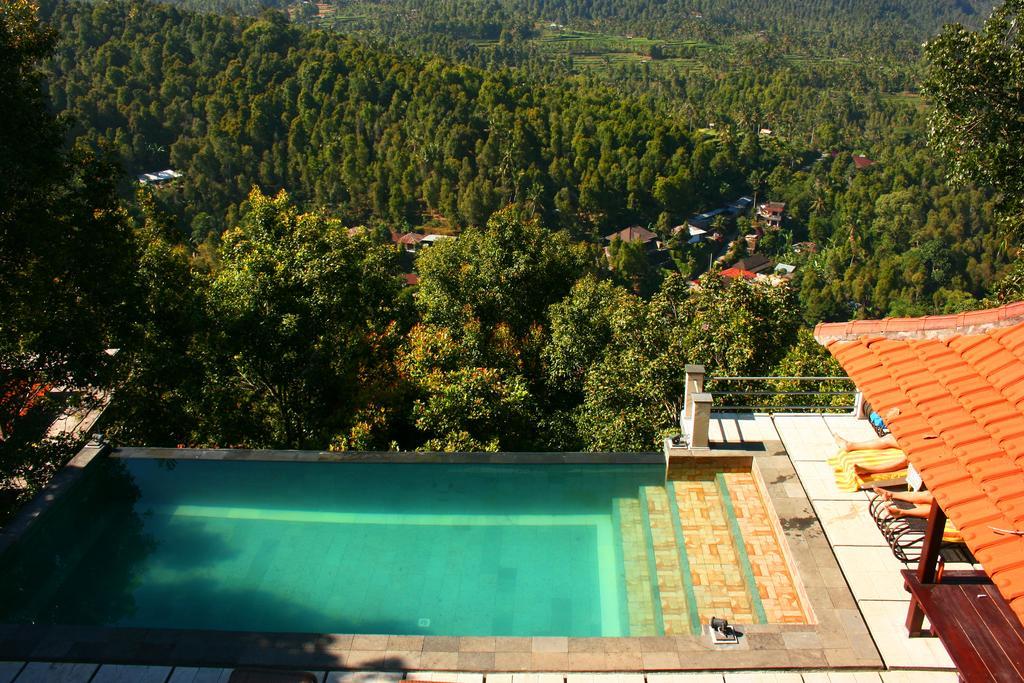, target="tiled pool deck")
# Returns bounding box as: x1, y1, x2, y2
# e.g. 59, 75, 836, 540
0, 663, 961, 682
0, 416, 965, 679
